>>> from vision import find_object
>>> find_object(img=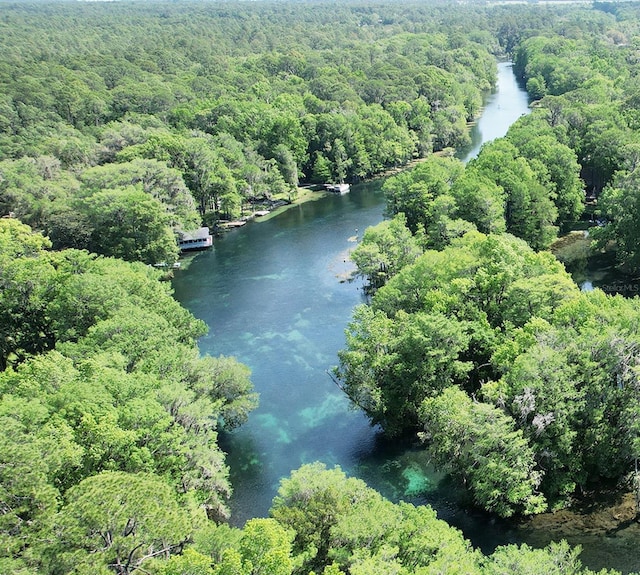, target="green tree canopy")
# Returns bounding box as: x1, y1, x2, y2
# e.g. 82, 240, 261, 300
46, 471, 196, 575
78, 185, 179, 264
350, 213, 423, 291
420, 386, 546, 518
